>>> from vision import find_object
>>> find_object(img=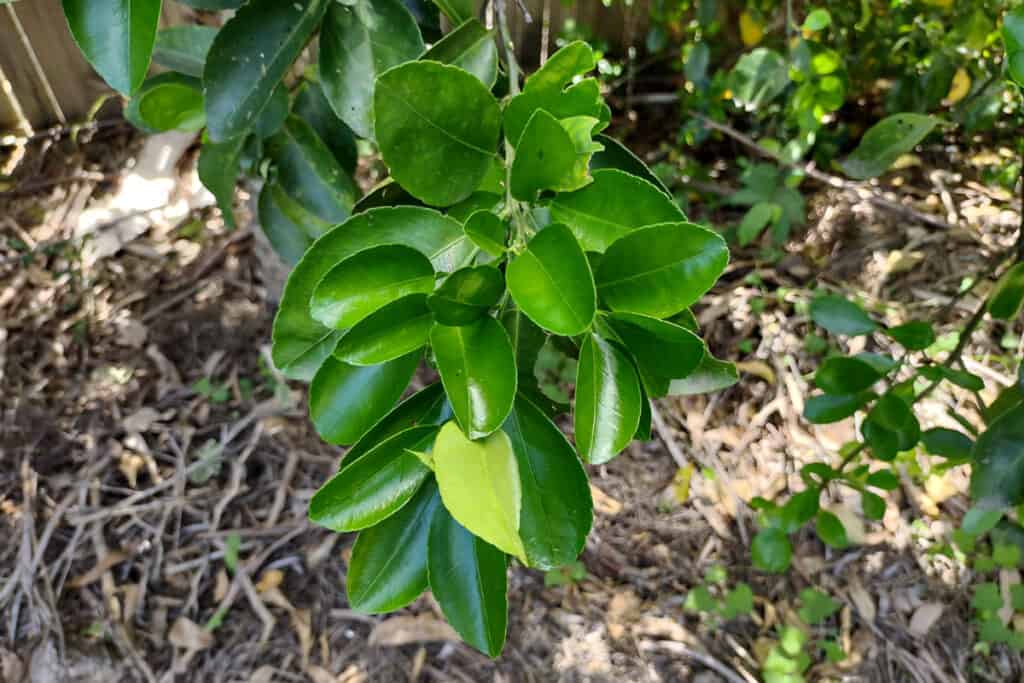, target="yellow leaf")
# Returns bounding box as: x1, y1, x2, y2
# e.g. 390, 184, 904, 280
673, 464, 695, 503
944, 68, 970, 106
735, 360, 776, 384
256, 569, 284, 593
740, 12, 764, 47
